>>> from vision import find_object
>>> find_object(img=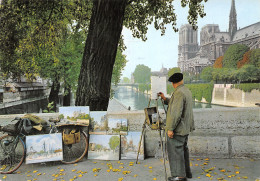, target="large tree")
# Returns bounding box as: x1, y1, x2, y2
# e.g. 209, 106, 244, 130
1, 0, 207, 111
75, 0, 207, 110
